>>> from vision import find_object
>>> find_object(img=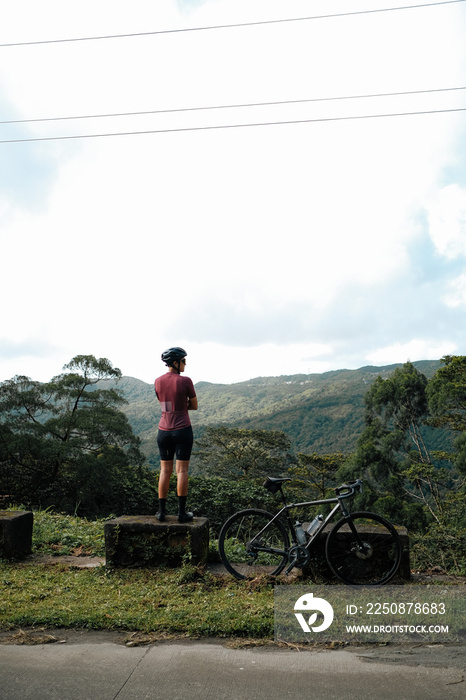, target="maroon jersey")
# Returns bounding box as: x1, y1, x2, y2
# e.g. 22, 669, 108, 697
154, 373, 196, 430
